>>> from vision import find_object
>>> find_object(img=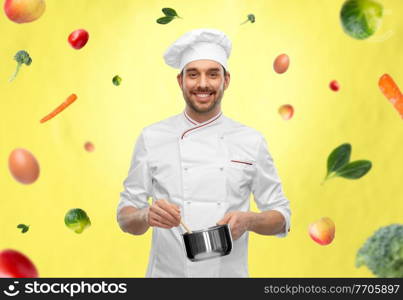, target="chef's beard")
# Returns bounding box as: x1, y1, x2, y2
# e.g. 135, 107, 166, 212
182, 87, 224, 114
